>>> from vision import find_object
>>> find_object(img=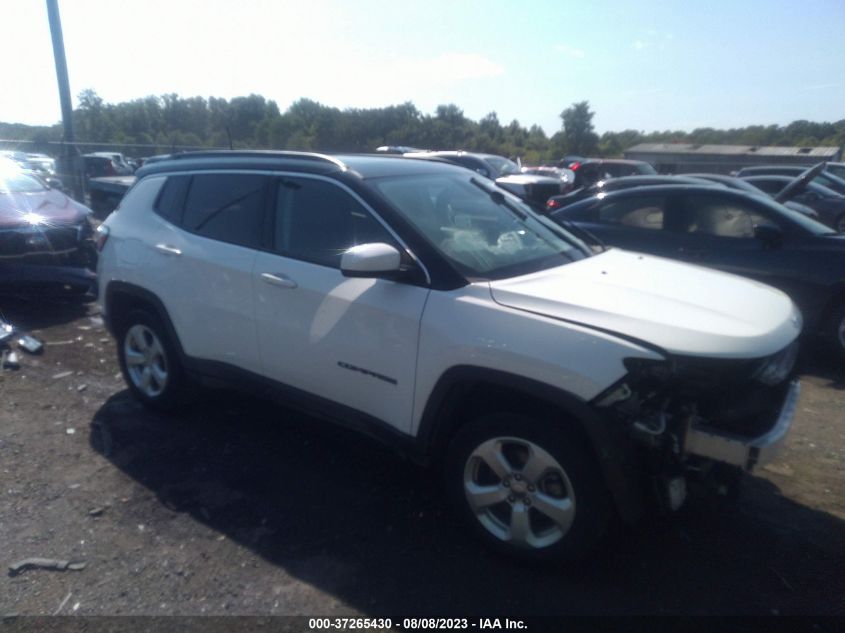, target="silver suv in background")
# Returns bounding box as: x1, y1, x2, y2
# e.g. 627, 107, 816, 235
403, 150, 568, 208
